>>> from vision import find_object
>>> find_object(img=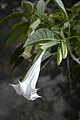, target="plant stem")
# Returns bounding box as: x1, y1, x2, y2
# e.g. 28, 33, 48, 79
67, 56, 72, 88
67, 23, 72, 86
